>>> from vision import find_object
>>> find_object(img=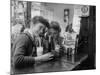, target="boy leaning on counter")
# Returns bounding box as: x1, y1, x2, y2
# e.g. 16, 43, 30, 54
12, 16, 64, 69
